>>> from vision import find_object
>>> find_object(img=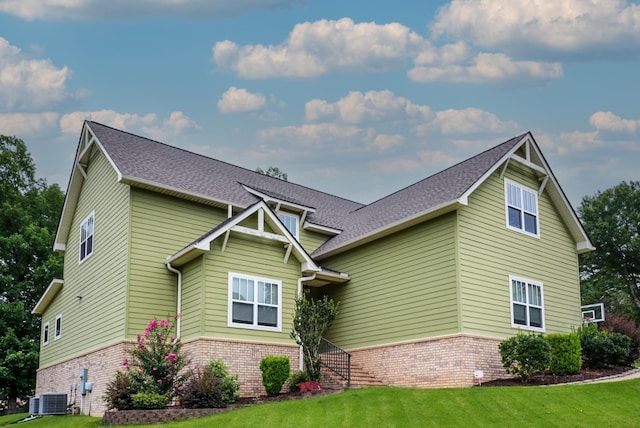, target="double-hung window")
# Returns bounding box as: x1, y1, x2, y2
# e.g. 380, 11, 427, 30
278, 212, 299, 239
505, 179, 539, 237
510, 276, 544, 331
228, 273, 282, 332
80, 212, 94, 262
